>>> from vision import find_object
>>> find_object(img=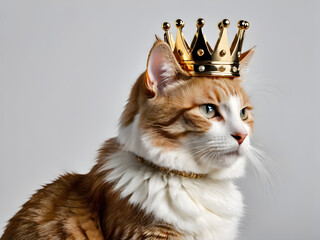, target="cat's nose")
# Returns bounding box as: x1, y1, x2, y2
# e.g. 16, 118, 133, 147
231, 132, 248, 145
